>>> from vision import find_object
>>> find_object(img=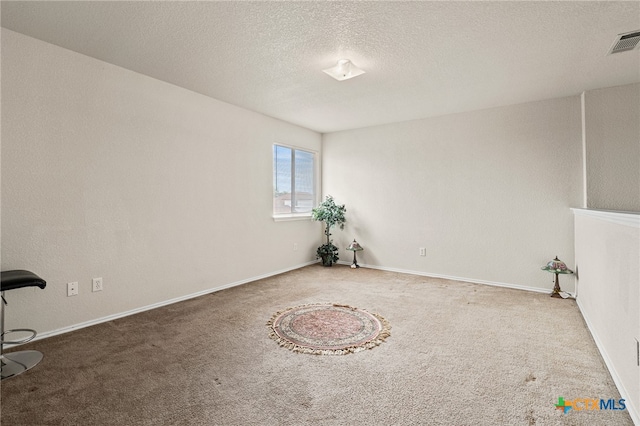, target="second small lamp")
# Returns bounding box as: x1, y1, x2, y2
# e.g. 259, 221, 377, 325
347, 239, 364, 269
541, 256, 574, 298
